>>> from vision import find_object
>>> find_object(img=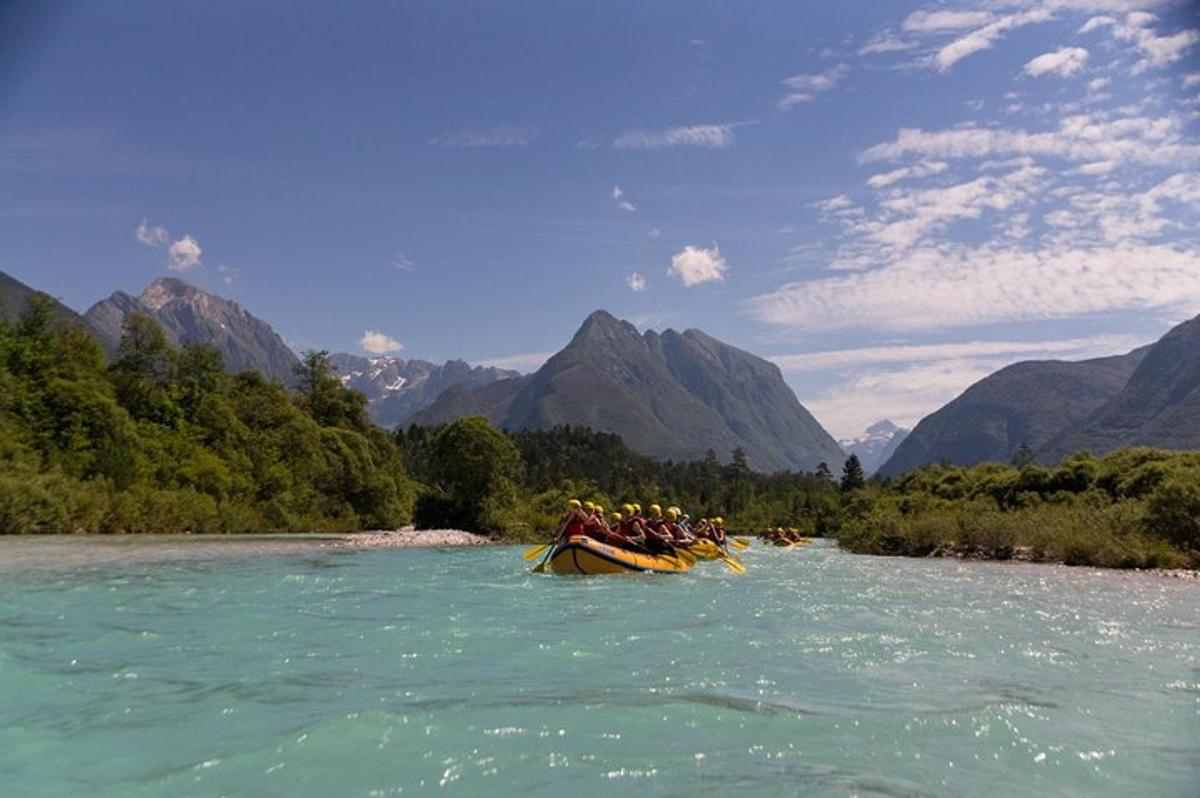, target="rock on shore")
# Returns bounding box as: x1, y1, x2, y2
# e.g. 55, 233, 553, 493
329, 528, 492, 549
